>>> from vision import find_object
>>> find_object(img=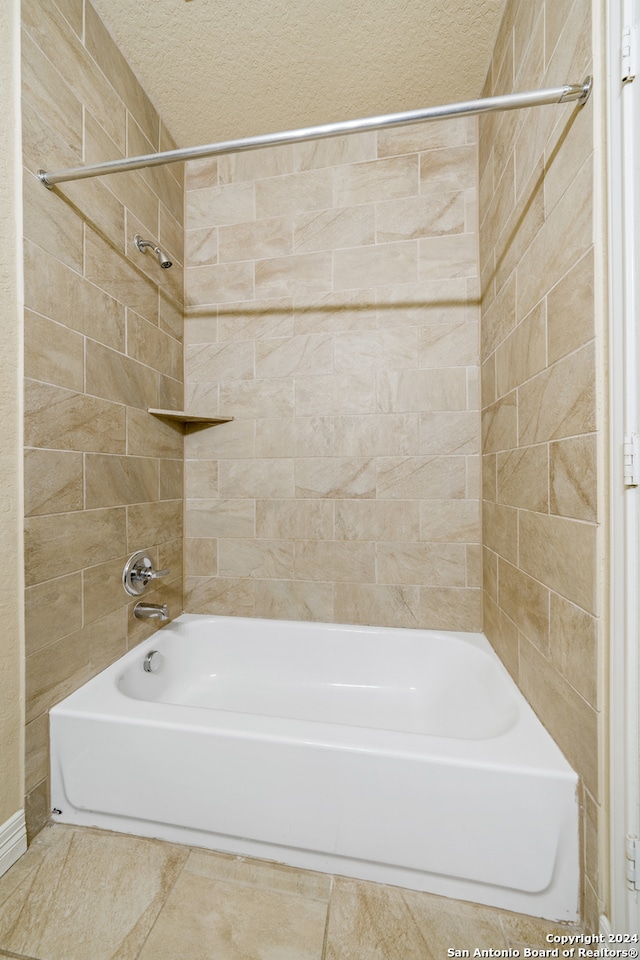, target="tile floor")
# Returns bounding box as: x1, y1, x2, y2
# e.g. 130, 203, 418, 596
0, 823, 581, 960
